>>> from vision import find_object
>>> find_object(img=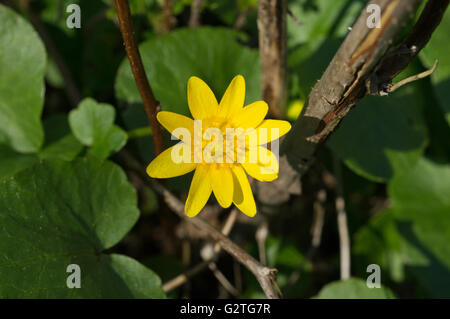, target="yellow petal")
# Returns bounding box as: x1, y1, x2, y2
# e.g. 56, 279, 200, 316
256, 120, 291, 145
157, 111, 194, 143
185, 165, 212, 217
242, 147, 279, 182
231, 165, 256, 217
218, 75, 245, 119
188, 76, 219, 120
211, 165, 233, 208
146, 146, 196, 178
232, 101, 268, 129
